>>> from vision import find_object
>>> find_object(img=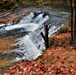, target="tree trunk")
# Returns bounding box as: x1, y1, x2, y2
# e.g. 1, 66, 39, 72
74, 0, 76, 44
41, 25, 49, 49
70, 0, 74, 45
44, 25, 49, 49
